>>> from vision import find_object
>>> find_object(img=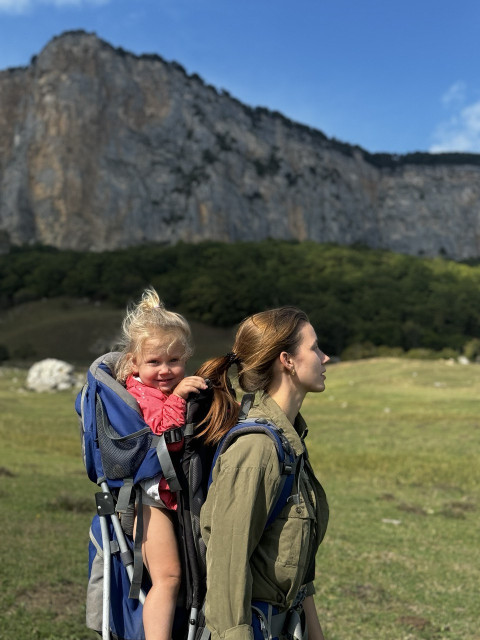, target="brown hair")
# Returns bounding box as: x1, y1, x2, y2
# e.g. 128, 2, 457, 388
196, 306, 309, 444
115, 288, 194, 382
